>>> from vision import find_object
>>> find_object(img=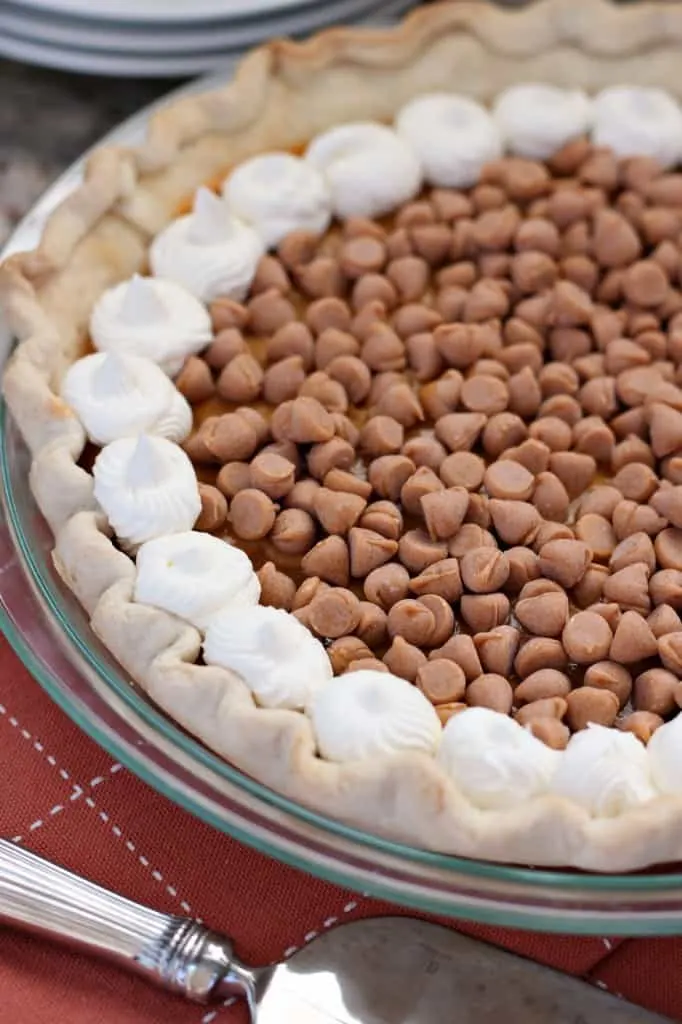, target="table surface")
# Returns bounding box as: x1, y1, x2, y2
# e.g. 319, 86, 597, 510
0, 53, 678, 1024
